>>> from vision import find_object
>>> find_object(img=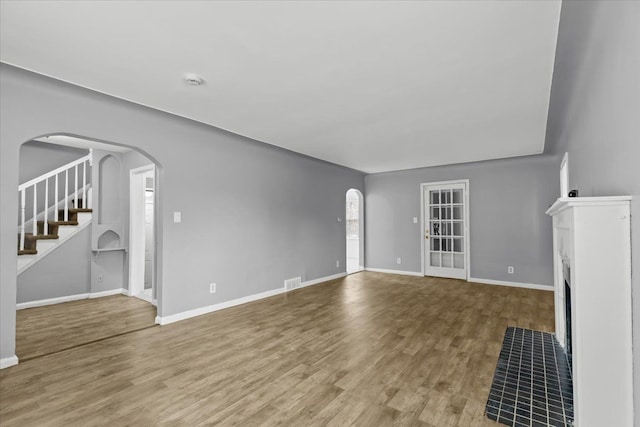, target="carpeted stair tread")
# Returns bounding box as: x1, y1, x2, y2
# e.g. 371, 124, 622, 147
47, 220, 79, 226
18, 200, 90, 255
67, 208, 91, 214
32, 234, 59, 240
17, 233, 38, 254
37, 221, 59, 236
18, 249, 38, 255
